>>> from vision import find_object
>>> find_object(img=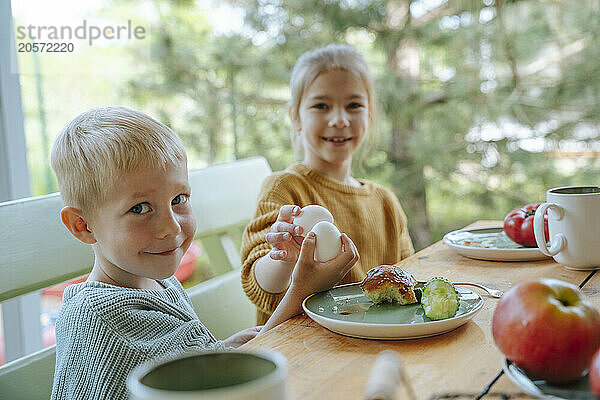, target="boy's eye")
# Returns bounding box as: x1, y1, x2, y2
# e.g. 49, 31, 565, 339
172, 194, 189, 206
130, 203, 151, 214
